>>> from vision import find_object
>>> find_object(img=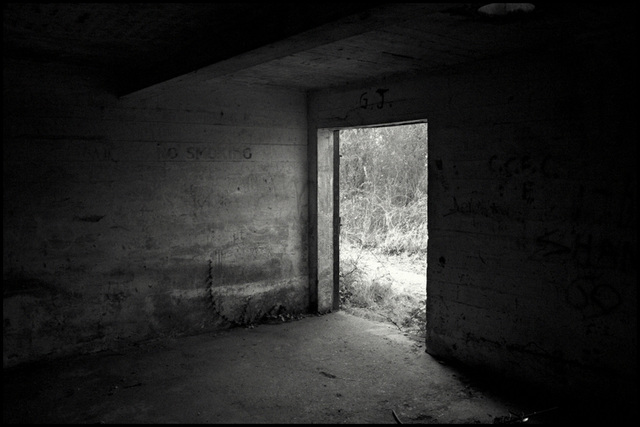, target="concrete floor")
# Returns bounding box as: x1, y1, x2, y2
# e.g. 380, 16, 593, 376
2, 311, 630, 424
